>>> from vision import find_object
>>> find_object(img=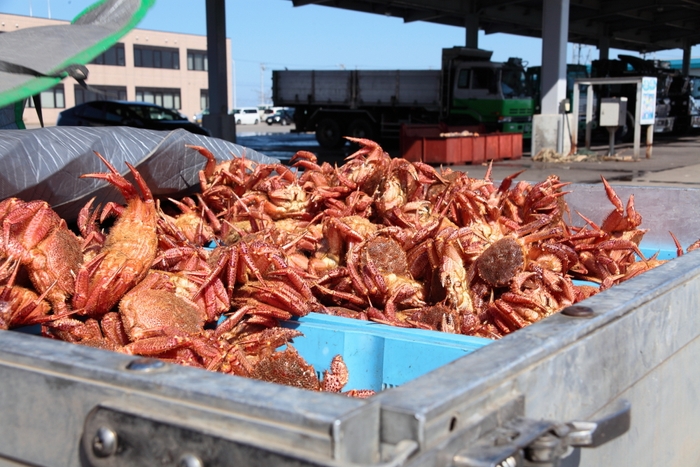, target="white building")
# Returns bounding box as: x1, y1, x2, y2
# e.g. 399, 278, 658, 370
0, 13, 232, 127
